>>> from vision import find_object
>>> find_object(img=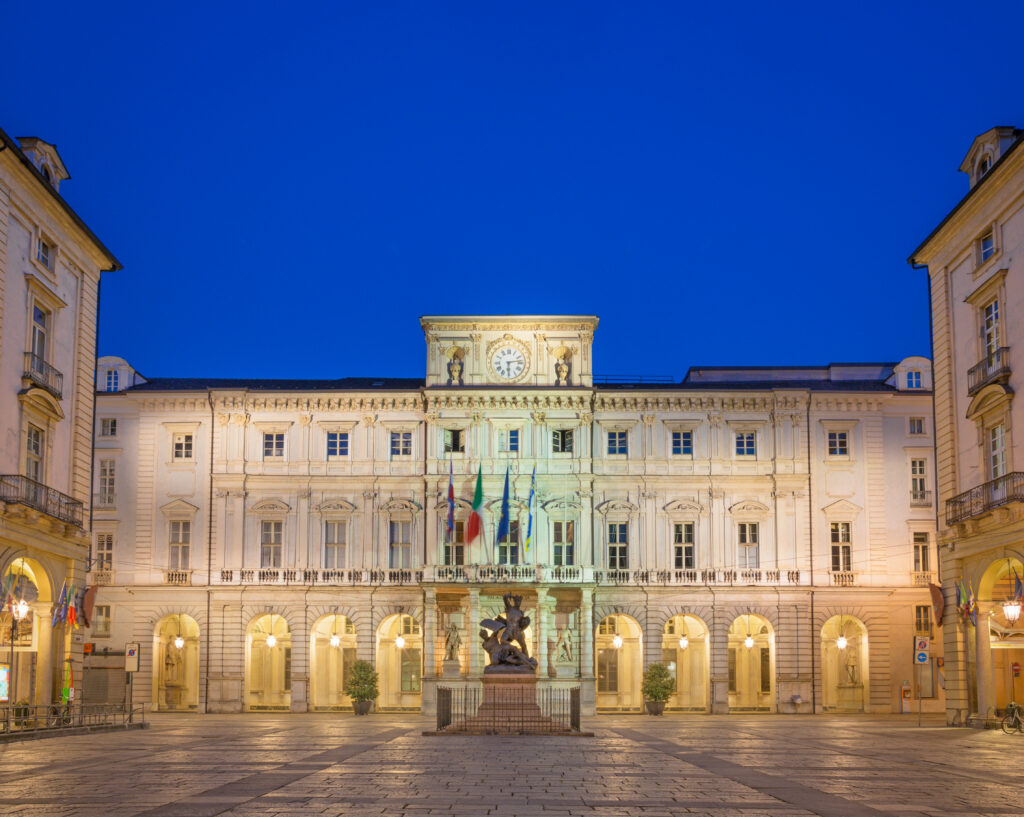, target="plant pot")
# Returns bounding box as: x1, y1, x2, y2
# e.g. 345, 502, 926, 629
645, 700, 666, 716
351, 700, 372, 716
